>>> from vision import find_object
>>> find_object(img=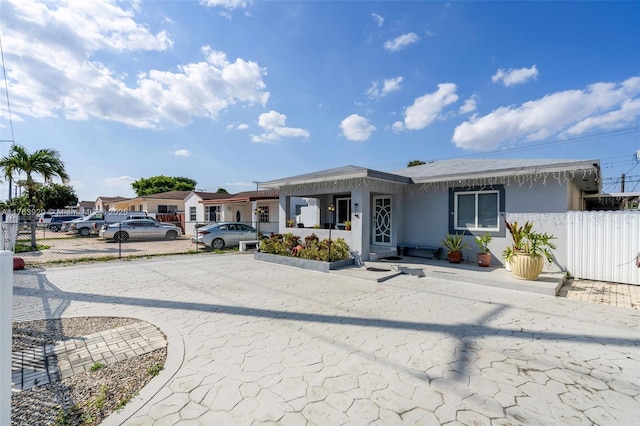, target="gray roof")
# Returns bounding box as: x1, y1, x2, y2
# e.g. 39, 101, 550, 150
262, 165, 412, 188
392, 158, 600, 182
263, 158, 601, 193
